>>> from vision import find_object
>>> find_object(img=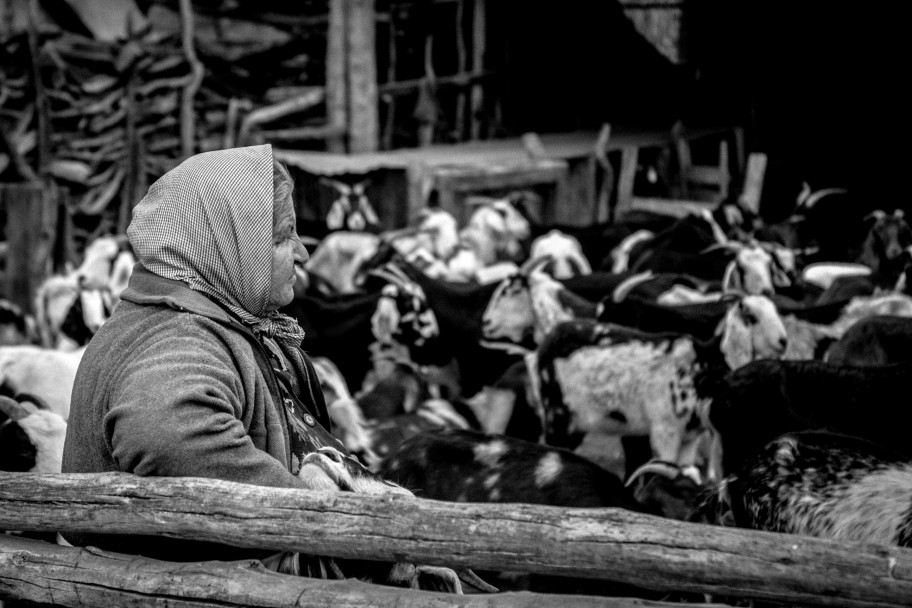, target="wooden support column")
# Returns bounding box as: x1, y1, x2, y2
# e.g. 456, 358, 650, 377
346, 0, 379, 153
614, 145, 639, 220
469, 0, 486, 140
326, 0, 348, 153
0, 183, 56, 312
